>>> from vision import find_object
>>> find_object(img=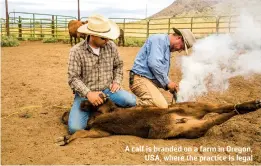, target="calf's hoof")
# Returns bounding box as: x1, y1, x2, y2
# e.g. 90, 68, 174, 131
235, 99, 261, 114
55, 135, 70, 146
